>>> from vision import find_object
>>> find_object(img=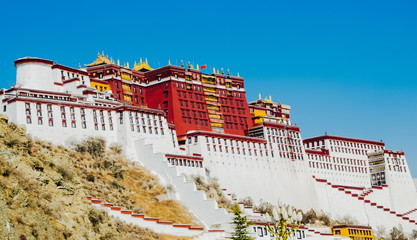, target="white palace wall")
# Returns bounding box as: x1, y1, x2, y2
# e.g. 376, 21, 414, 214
183, 132, 323, 212
2, 98, 176, 159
